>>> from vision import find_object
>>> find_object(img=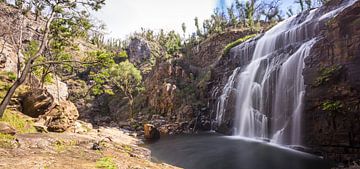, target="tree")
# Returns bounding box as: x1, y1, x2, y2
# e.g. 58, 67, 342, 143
0, 0, 105, 117
245, 0, 255, 27
181, 22, 186, 40
305, 0, 312, 9
227, 4, 238, 27
295, 0, 305, 11
261, 0, 282, 22
108, 60, 142, 116
194, 17, 202, 37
